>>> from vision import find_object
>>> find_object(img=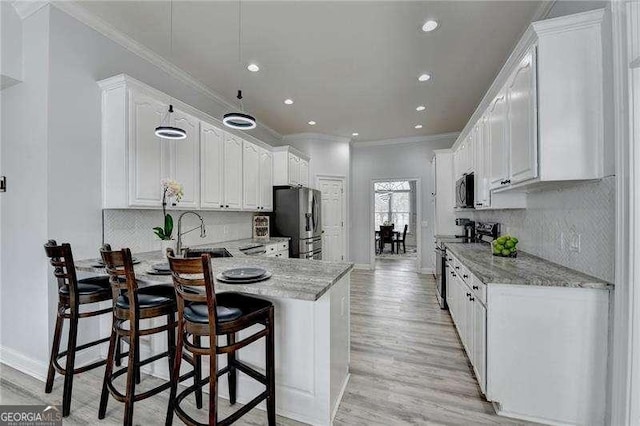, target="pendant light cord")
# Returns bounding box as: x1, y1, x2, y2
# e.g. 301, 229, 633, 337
238, 0, 245, 112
